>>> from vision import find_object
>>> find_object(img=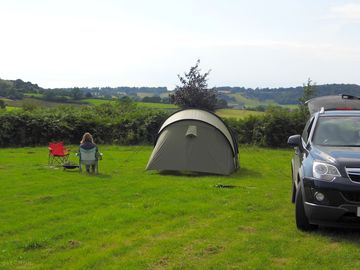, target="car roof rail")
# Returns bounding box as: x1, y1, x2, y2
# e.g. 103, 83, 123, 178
307, 95, 360, 114
341, 94, 360, 100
